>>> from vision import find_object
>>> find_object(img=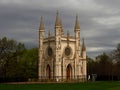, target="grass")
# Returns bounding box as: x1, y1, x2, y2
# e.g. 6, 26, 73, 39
0, 81, 120, 90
